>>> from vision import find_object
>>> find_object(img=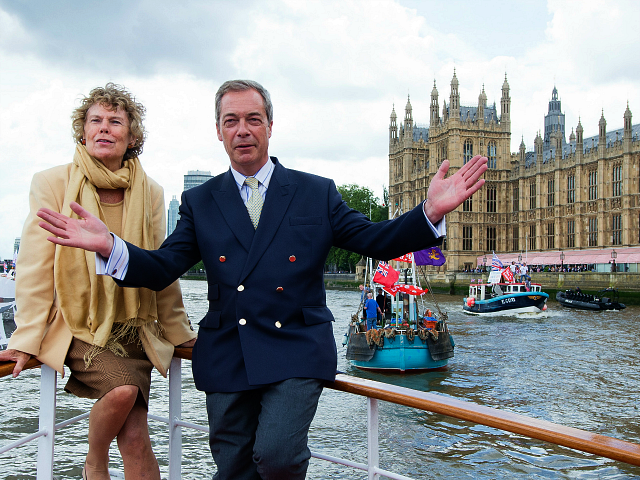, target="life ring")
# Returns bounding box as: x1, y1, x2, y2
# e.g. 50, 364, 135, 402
466, 297, 475, 307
